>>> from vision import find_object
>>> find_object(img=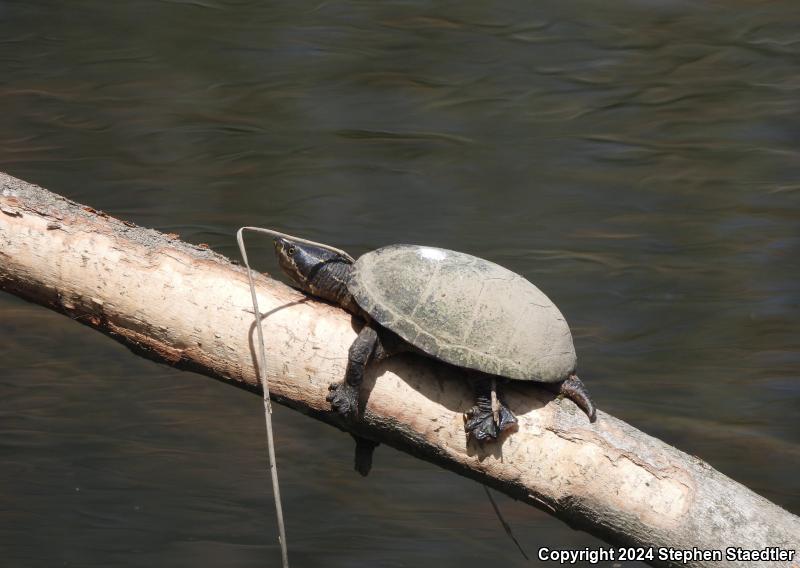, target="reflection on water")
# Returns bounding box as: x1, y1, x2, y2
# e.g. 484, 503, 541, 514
1, 1, 798, 566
